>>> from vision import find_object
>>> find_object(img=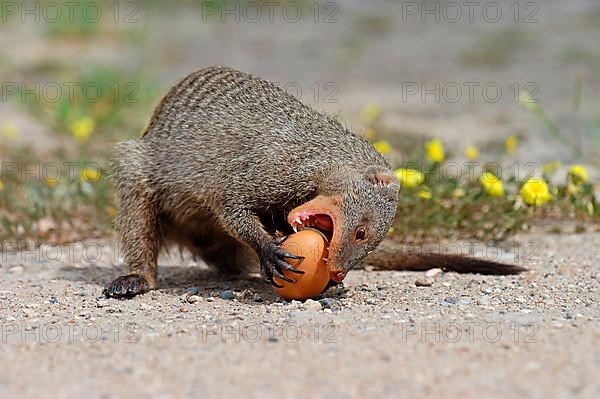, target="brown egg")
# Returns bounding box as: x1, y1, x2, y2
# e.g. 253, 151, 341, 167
273, 229, 330, 301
